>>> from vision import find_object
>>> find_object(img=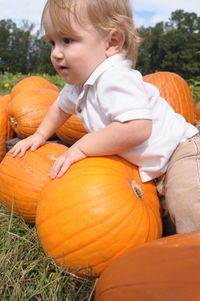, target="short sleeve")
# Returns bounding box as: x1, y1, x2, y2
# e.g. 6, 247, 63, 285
96, 68, 152, 122
56, 84, 80, 114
